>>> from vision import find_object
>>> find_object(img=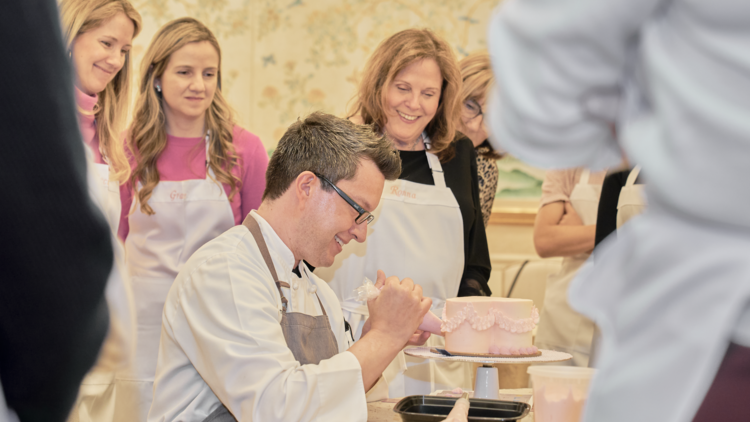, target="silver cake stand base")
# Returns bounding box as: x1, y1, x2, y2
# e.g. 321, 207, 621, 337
404, 347, 572, 399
